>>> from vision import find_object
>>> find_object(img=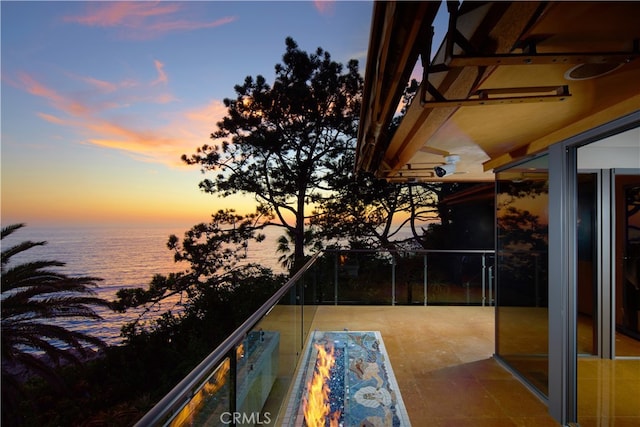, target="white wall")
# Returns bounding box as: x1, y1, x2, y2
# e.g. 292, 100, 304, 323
578, 127, 640, 169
